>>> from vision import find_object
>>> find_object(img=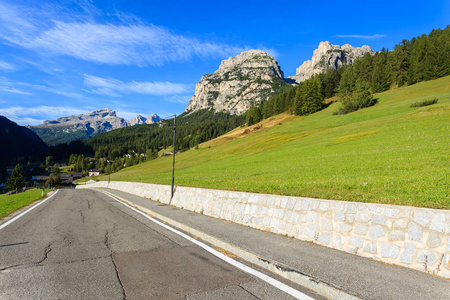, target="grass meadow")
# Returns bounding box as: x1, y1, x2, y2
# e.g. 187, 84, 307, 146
0, 189, 49, 218
97, 76, 450, 209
